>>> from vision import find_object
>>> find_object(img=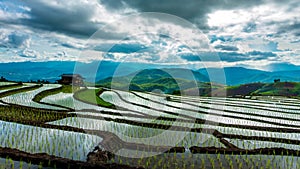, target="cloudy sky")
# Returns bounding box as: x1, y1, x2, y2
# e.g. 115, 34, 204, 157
1, 0, 300, 70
